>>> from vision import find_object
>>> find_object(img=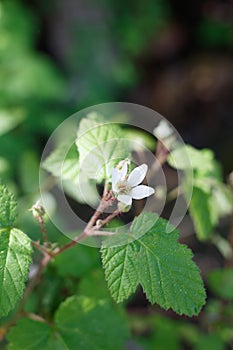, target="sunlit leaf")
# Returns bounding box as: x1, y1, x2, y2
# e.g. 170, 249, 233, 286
101, 213, 206, 316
